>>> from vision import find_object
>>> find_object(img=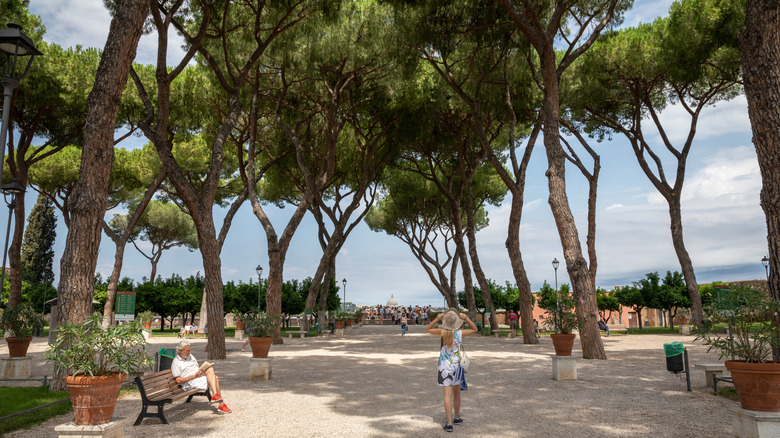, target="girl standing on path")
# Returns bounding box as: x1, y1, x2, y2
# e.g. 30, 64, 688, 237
400, 313, 408, 335
426, 309, 477, 432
